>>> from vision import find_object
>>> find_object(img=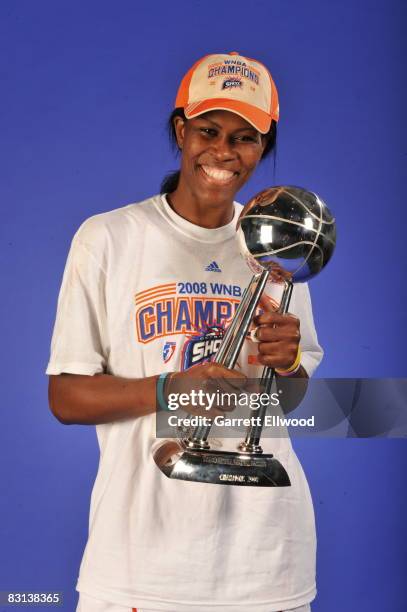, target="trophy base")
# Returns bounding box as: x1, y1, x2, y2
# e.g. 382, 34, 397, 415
153, 440, 291, 487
